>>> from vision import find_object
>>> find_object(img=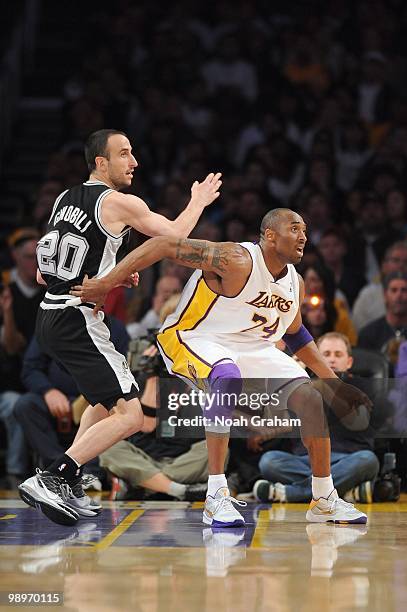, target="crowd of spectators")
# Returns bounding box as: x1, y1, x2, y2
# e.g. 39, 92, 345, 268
2, 0, 407, 496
